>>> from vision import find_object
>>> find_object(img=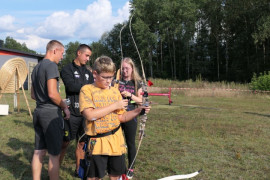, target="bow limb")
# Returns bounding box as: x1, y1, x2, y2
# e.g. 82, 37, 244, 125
113, 23, 127, 89
129, 14, 147, 84
113, 69, 121, 89
120, 23, 127, 61
157, 170, 202, 180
